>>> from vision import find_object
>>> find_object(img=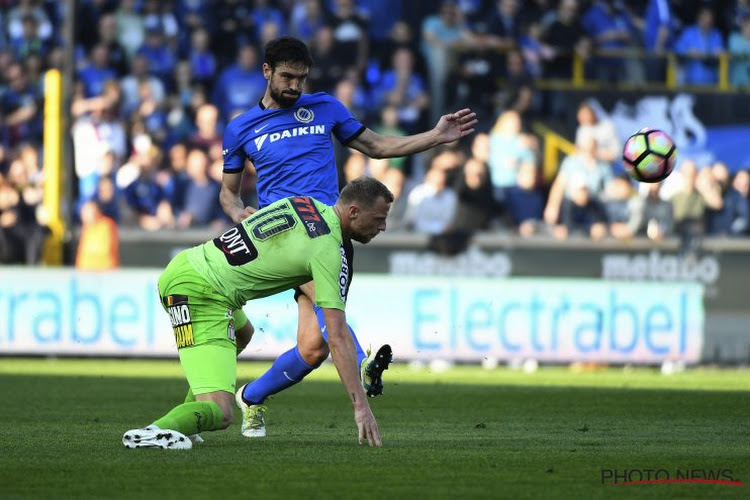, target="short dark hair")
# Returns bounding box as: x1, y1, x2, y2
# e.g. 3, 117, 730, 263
264, 36, 314, 71
338, 177, 395, 207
